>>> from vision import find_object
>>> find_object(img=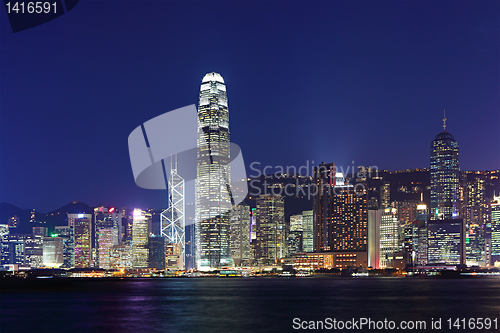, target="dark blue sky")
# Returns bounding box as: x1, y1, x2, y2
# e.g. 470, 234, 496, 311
1, 1, 499, 212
